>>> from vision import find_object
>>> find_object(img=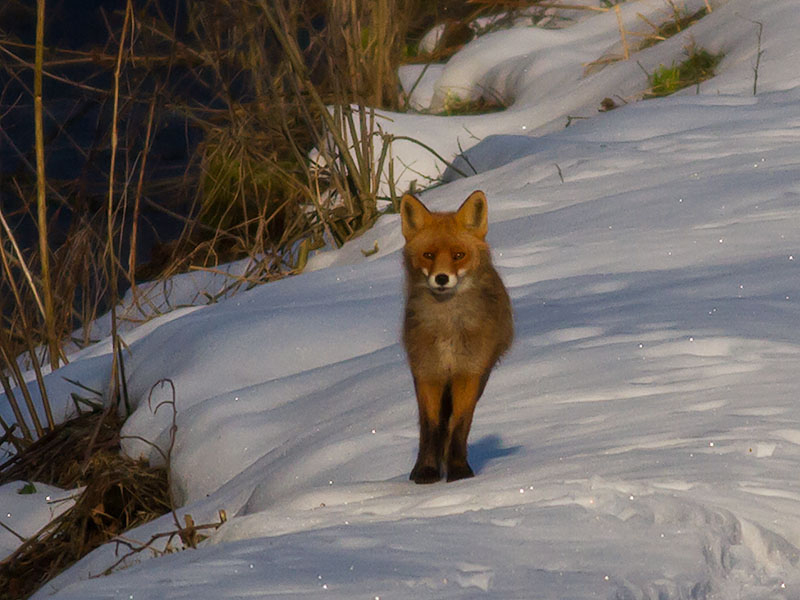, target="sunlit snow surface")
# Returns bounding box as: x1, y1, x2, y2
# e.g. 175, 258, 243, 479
3, 0, 800, 597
